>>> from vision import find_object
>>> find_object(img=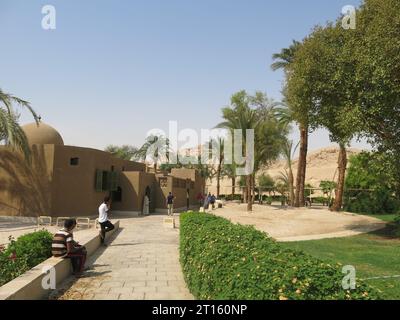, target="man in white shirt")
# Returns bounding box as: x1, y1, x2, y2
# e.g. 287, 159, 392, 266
98, 196, 115, 246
